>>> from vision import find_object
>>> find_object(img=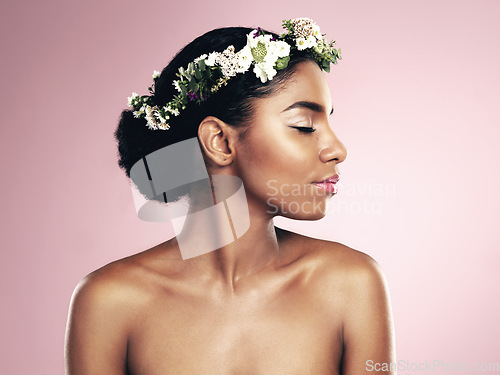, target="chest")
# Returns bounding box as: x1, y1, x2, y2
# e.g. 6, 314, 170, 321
126, 287, 343, 374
